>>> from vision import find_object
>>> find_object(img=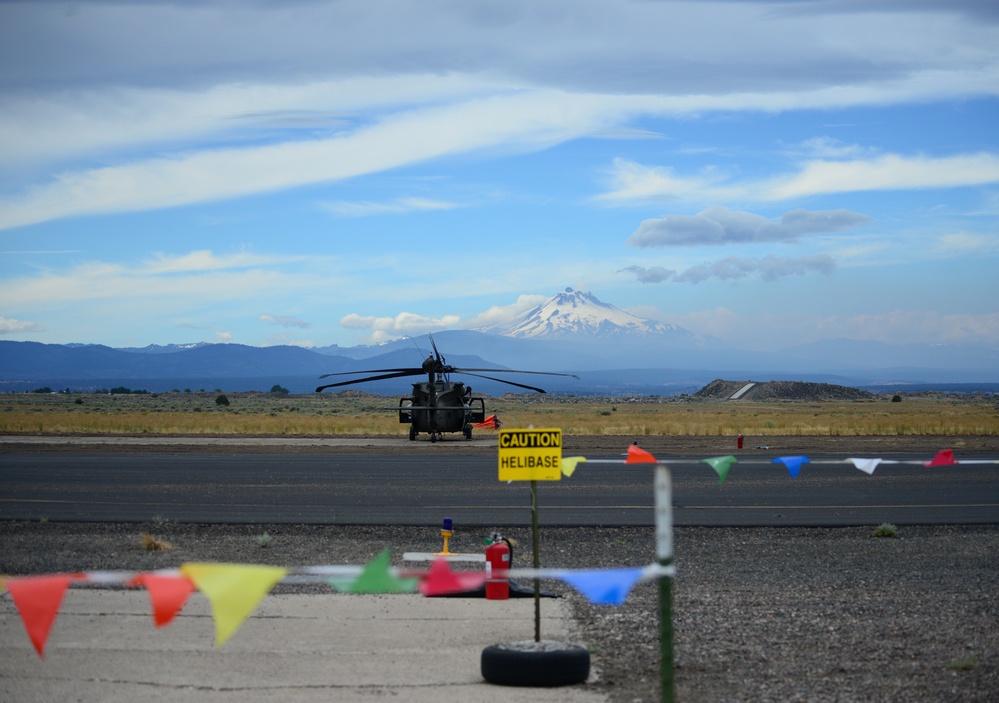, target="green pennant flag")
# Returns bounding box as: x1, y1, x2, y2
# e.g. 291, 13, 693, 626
702, 455, 737, 483
330, 549, 417, 594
